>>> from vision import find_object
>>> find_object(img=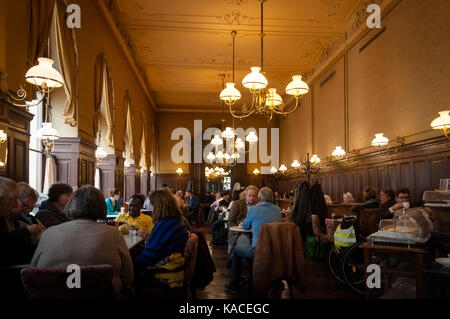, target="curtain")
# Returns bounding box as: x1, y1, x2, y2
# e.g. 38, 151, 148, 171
27, 0, 56, 96
139, 116, 147, 168
93, 53, 105, 137
103, 65, 114, 147
124, 90, 134, 159
43, 155, 57, 194
95, 167, 101, 190
54, 0, 78, 127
